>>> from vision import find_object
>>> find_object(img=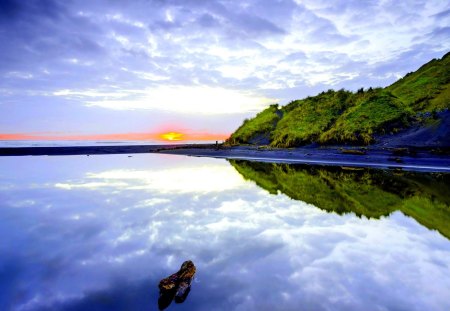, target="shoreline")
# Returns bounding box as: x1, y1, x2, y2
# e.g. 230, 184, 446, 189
0, 144, 449, 172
